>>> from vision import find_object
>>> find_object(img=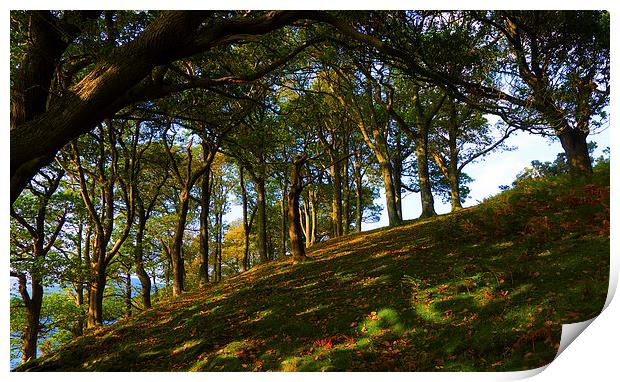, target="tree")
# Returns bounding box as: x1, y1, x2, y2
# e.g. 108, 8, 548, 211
10, 10, 330, 203
224, 101, 282, 263
161, 122, 221, 296
429, 97, 515, 211
64, 121, 137, 327
474, 11, 609, 176
323, 11, 608, 177
10, 164, 67, 362
288, 155, 310, 261
131, 131, 170, 308
327, 65, 403, 226
387, 78, 445, 218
